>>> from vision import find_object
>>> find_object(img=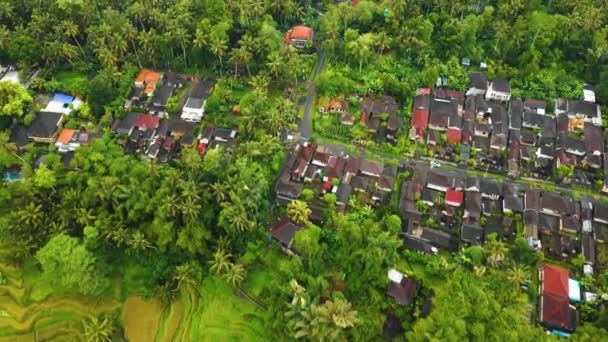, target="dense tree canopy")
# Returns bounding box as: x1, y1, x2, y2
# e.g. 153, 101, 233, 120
0, 0, 607, 340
